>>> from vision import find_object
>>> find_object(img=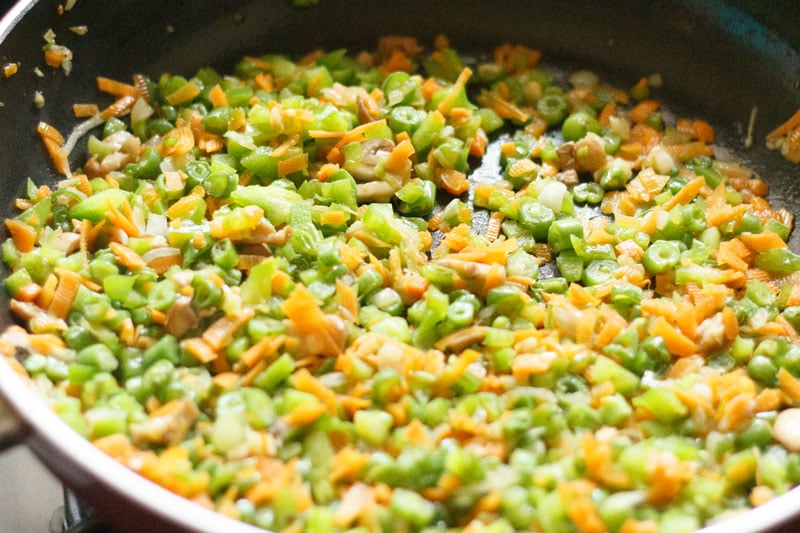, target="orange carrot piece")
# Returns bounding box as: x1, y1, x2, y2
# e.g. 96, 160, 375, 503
665, 141, 714, 162
202, 309, 255, 351
5, 219, 37, 253
282, 400, 327, 426
630, 99, 660, 124
598, 102, 617, 126
109, 242, 146, 270
99, 95, 137, 119
182, 337, 218, 364
778, 367, 800, 403
72, 103, 100, 117
437, 168, 470, 196
767, 108, 800, 140
738, 231, 788, 251
437, 67, 473, 114
48, 269, 83, 319
159, 126, 195, 156
383, 139, 415, 174
212, 372, 240, 390
278, 152, 308, 178
649, 316, 697, 357
166, 81, 201, 106
240, 335, 286, 368
705, 203, 749, 227
97, 76, 142, 98
208, 84, 228, 107
662, 175, 705, 209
